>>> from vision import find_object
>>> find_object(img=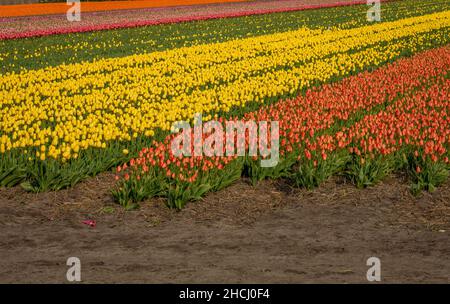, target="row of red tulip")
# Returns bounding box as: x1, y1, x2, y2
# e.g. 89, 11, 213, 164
114, 46, 449, 208
0, 1, 369, 40
322, 80, 449, 160
245, 46, 449, 158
